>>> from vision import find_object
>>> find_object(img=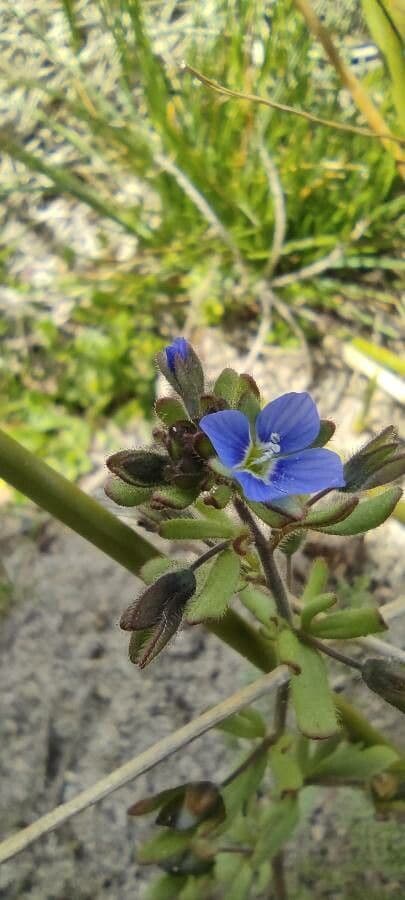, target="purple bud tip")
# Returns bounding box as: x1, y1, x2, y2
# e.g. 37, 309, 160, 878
165, 337, 190, 374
